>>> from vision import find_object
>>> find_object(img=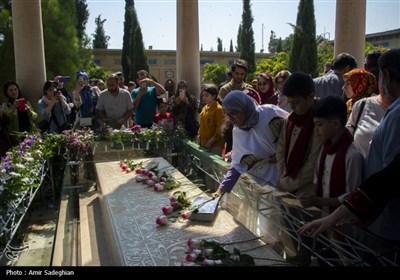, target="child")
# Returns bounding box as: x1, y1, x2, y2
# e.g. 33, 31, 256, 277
276, 72, 322, 196
154, 98, 175, 129
198, 84, 224, 156
300, 95, 364, 213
